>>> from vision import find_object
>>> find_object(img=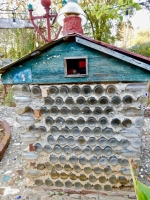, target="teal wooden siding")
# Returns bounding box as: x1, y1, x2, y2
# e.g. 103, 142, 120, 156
2, 41, 150, 84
